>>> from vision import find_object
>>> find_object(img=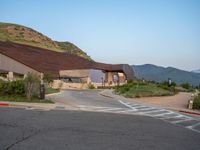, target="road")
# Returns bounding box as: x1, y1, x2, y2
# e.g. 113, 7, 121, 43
48, 89, 126, 108
1, 107, 200, 150
47, 90, 200, 134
